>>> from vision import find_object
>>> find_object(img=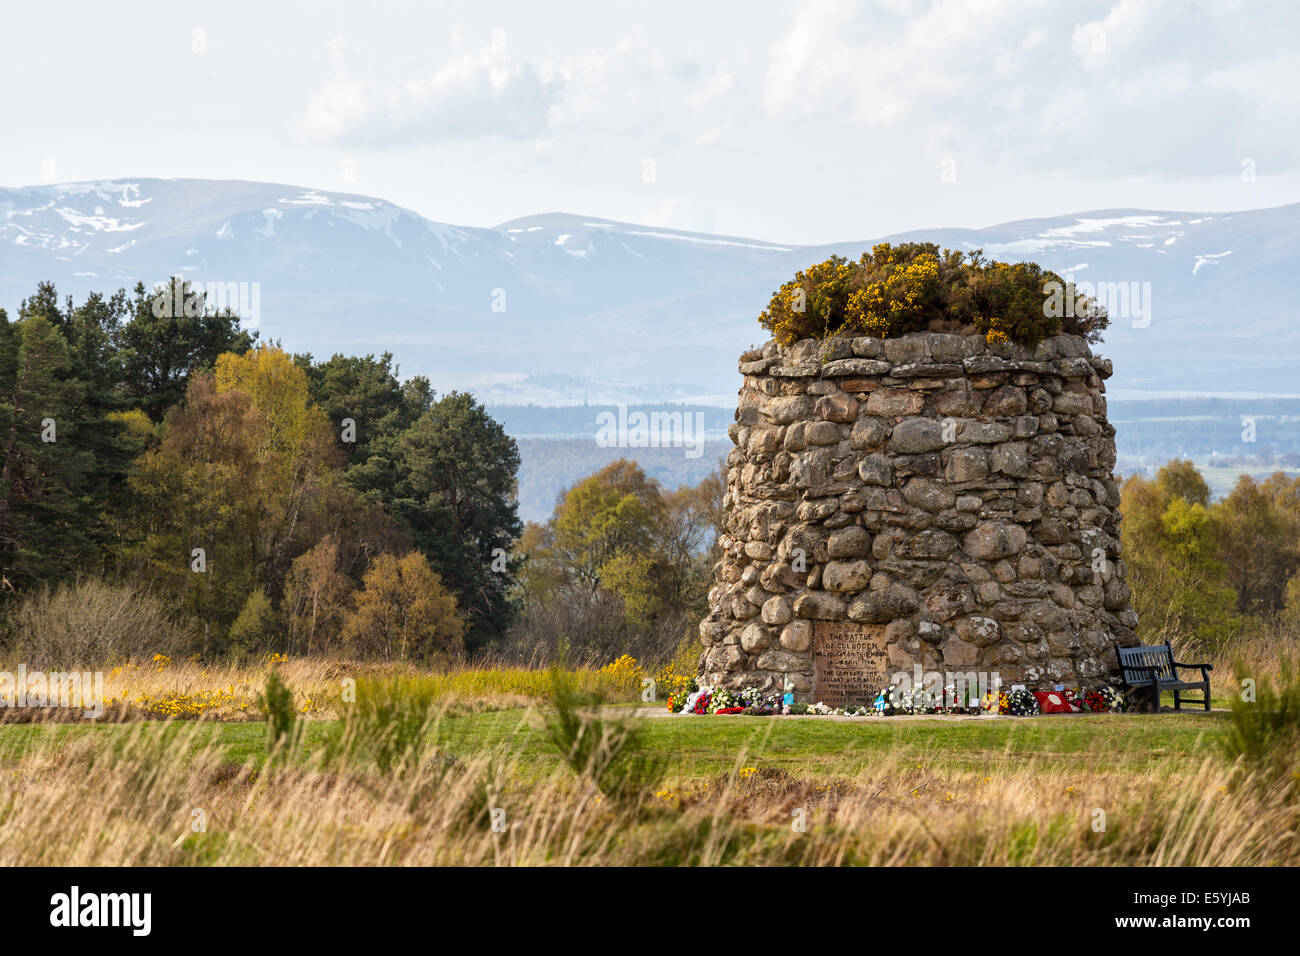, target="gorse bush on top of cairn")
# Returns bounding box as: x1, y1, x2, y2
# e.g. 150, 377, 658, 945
758, 242, 1109, 347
